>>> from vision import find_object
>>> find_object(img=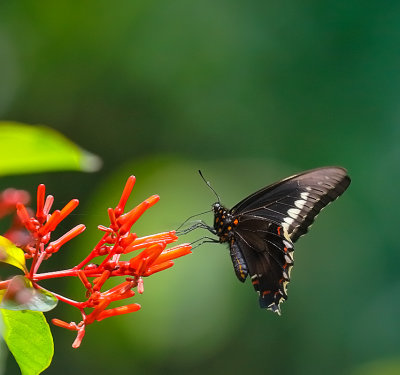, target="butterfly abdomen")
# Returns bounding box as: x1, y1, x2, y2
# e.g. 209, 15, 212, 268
229, 240, 249, 282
